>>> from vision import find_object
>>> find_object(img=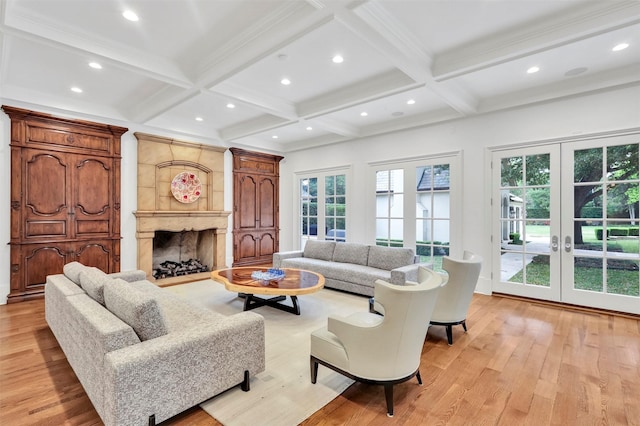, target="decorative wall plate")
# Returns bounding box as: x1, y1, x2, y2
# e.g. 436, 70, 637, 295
171, 172, 202, 203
